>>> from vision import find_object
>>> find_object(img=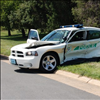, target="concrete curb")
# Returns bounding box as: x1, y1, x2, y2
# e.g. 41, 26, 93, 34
55, 70, 100, 87
1, 54, 100, 87
0, 54, 8, 60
